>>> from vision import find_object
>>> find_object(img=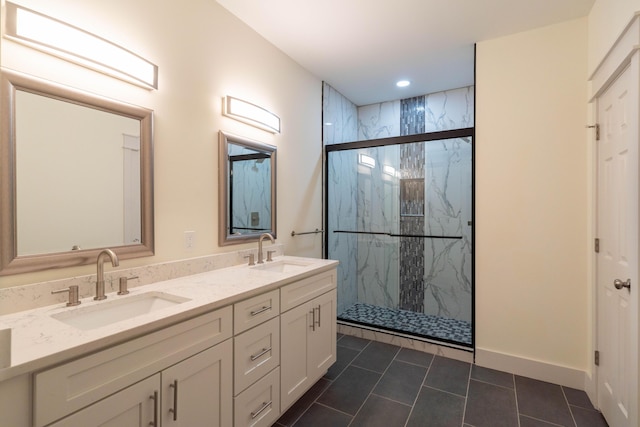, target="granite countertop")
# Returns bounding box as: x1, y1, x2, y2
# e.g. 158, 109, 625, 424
0, 255, 338, 382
